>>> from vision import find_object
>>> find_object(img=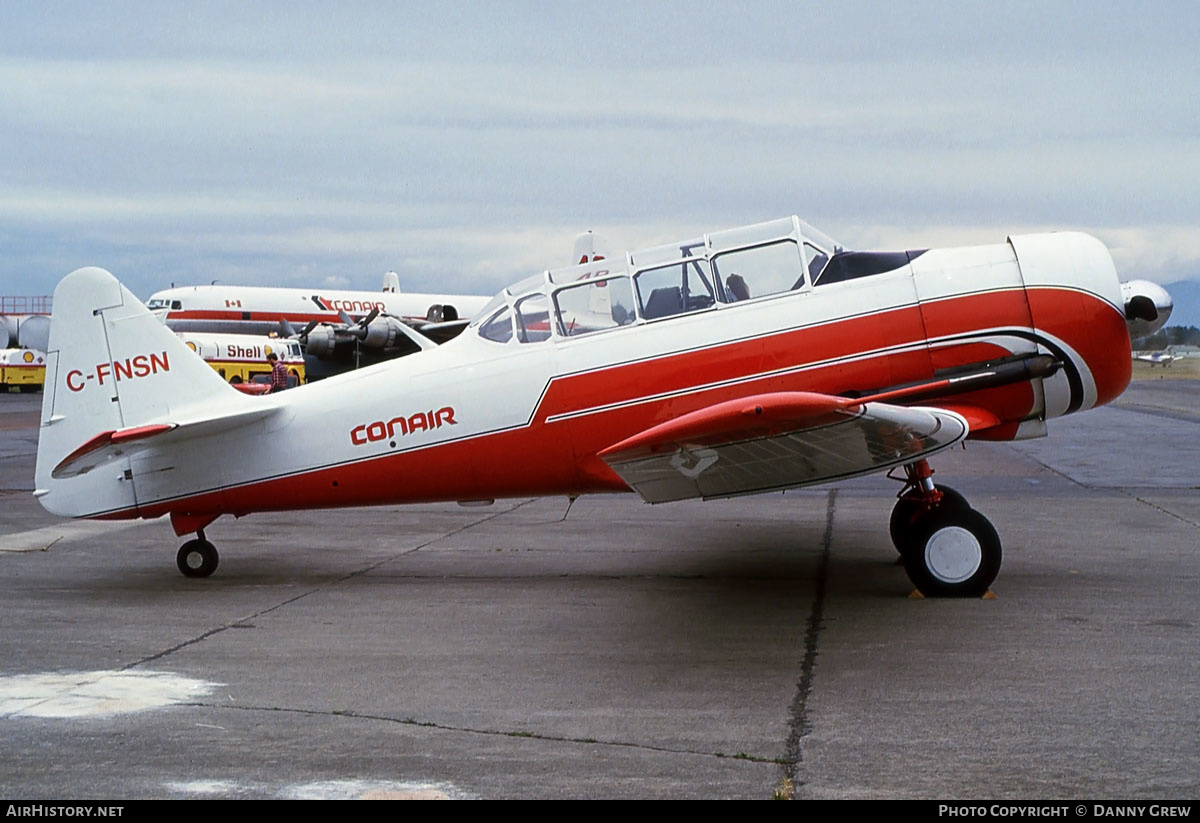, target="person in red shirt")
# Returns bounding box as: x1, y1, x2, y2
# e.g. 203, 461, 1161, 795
266, 352, 289, 392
